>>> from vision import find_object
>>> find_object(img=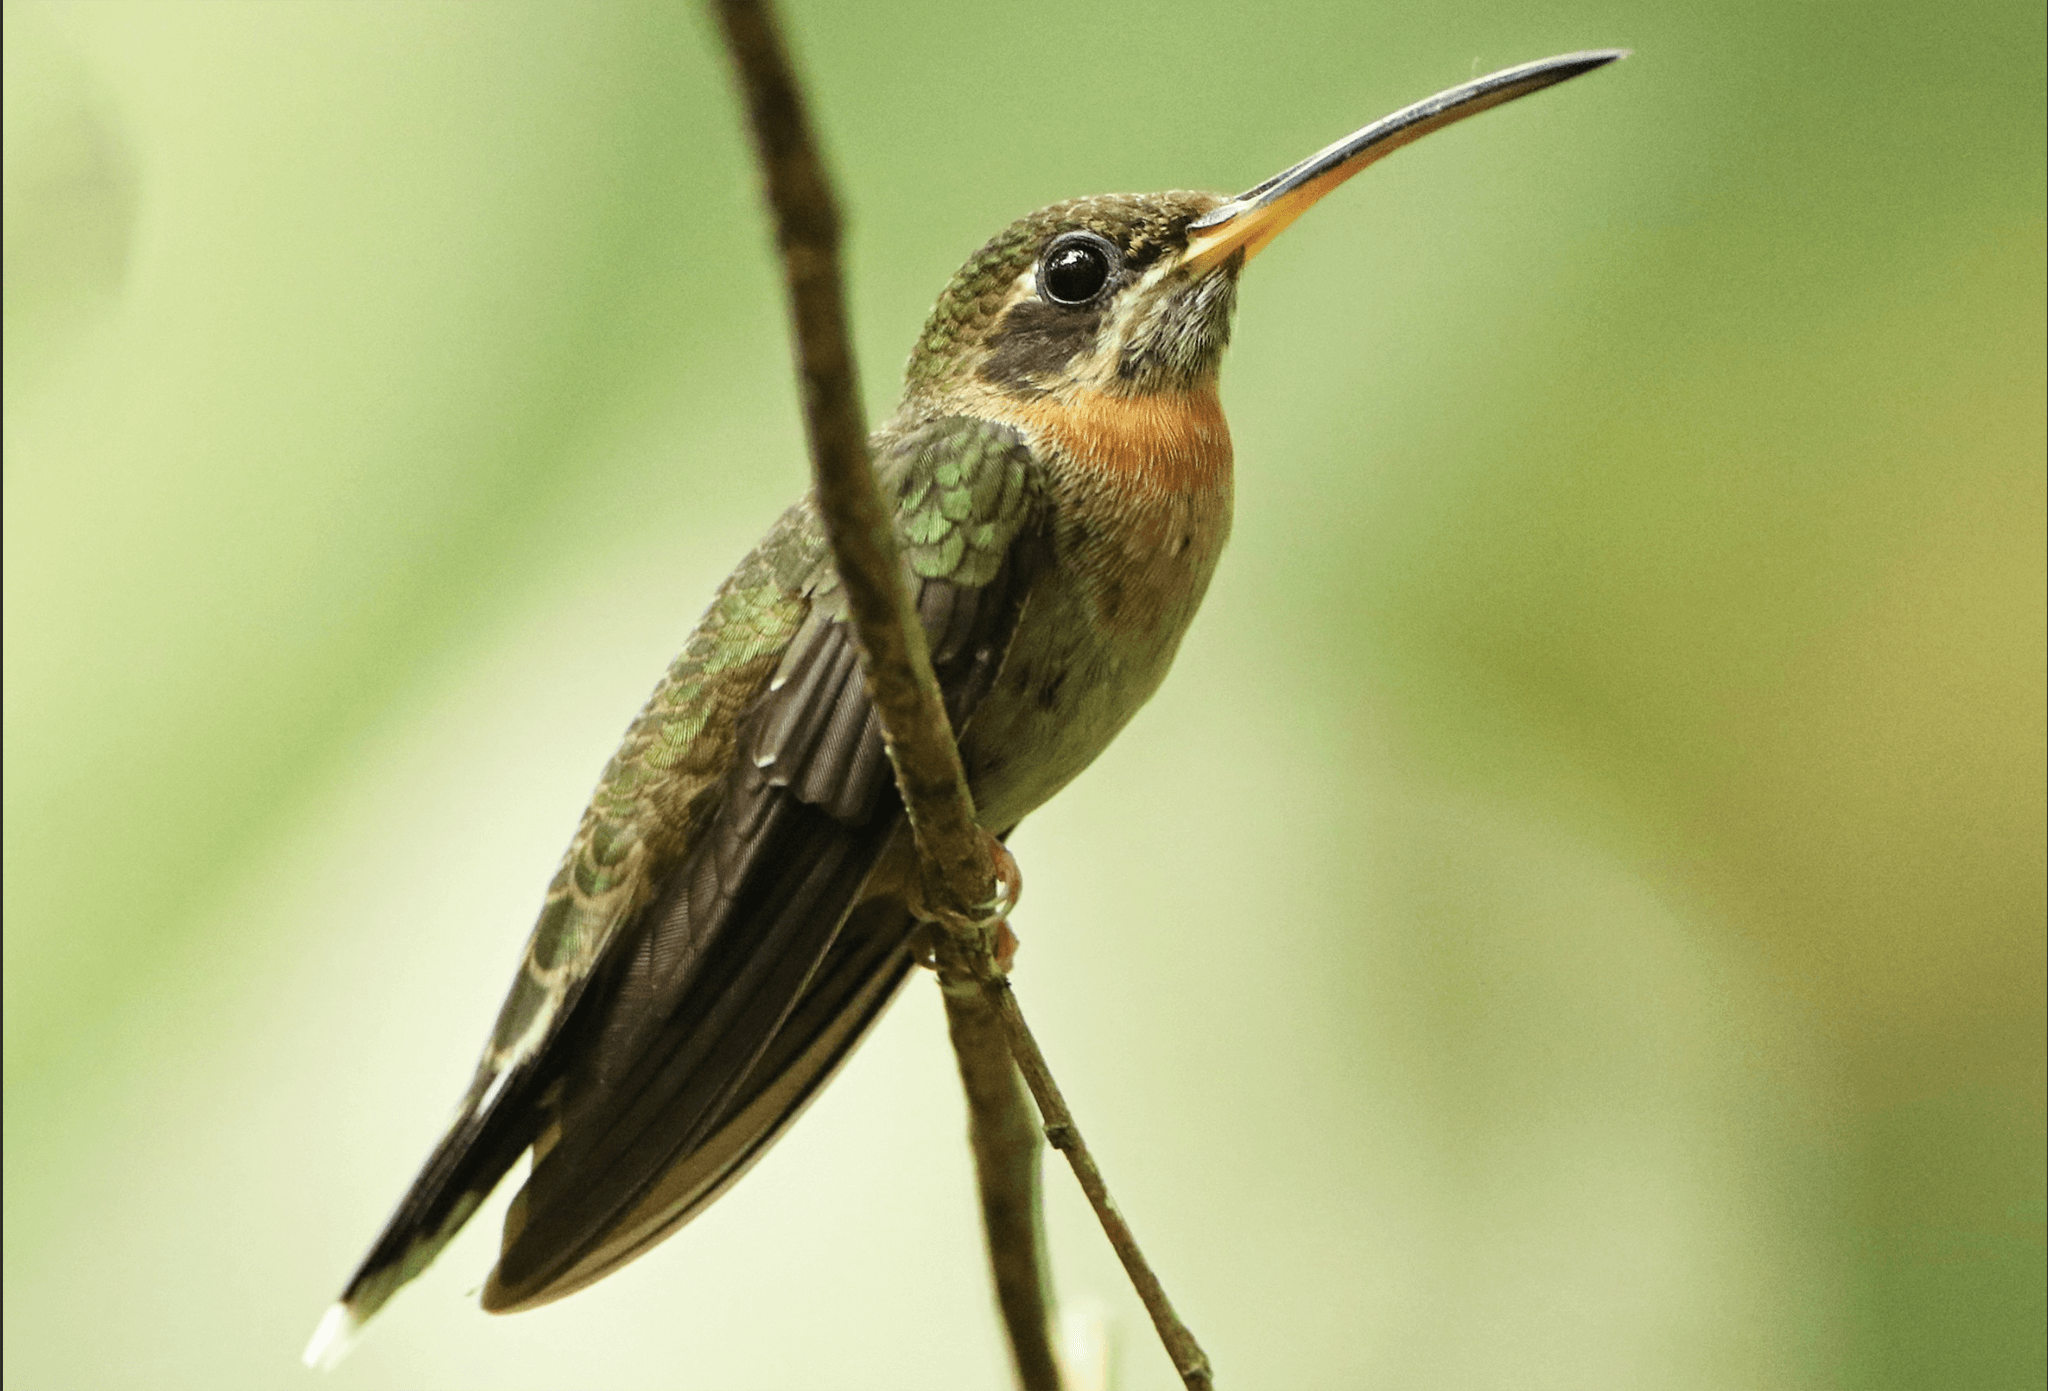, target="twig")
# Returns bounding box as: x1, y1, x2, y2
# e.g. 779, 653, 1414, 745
710, 4, 1213, 1387
709, 0, 998, 926
941, 978, 1062, 1391
986, 978, 1214, 1391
